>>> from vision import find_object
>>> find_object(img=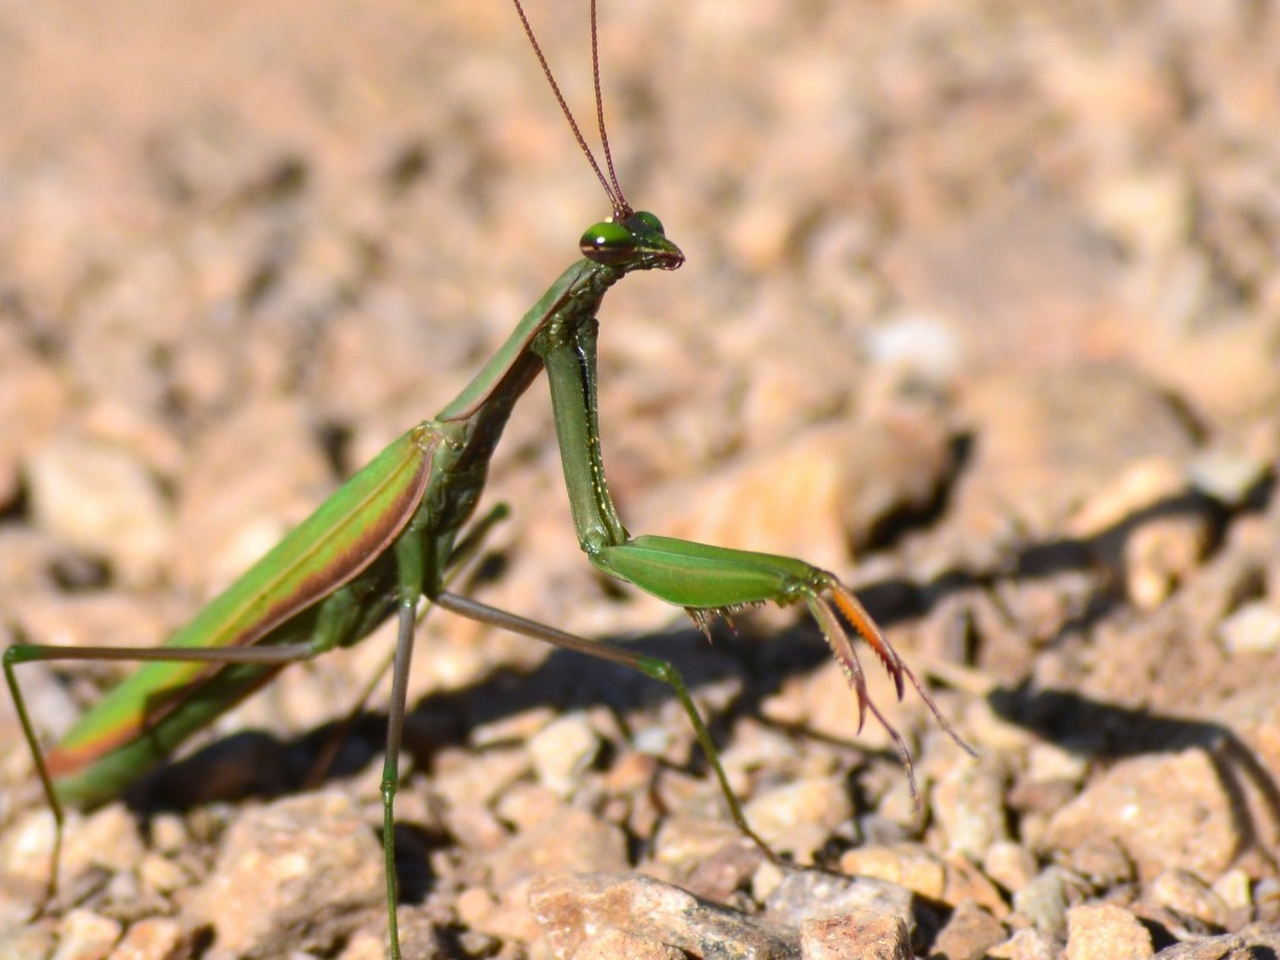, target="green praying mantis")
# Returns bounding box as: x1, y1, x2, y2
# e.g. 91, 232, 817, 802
4, 1, 970, 956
